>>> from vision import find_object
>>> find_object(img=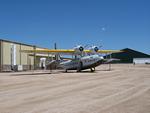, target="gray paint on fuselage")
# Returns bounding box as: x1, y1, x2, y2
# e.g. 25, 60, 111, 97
60, 55, 104, 70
